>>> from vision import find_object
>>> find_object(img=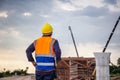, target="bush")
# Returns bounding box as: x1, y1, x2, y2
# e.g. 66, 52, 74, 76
11, 69, 27, 75
110, 65, 120, 76
0, 72, 4, 78
0, 67, 29, 78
